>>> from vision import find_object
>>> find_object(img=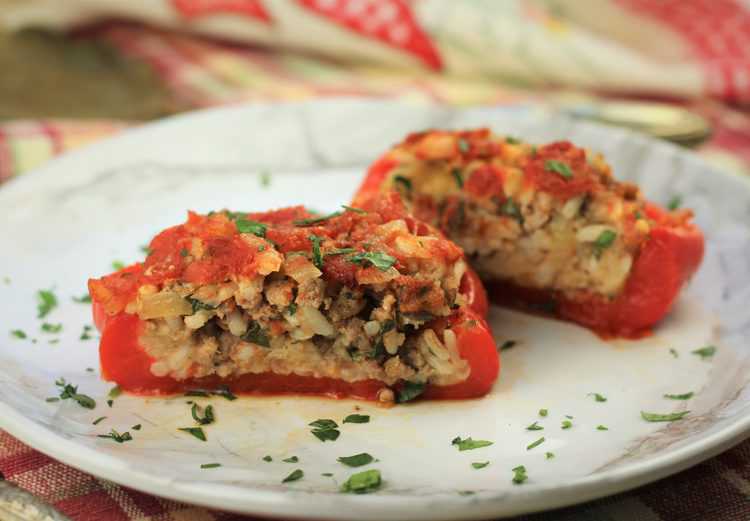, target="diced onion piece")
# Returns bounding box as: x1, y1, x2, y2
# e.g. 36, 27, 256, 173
139, 292, 192, 320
